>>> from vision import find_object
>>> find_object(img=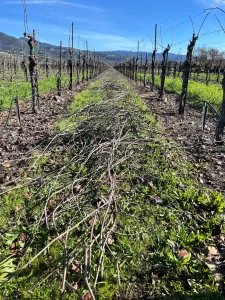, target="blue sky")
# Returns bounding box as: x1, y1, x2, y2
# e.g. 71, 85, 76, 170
1, 0, 225, 54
